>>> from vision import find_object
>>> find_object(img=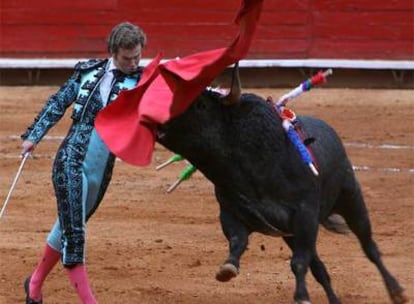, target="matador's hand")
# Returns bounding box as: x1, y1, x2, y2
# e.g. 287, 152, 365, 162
21, 140, 35, 156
